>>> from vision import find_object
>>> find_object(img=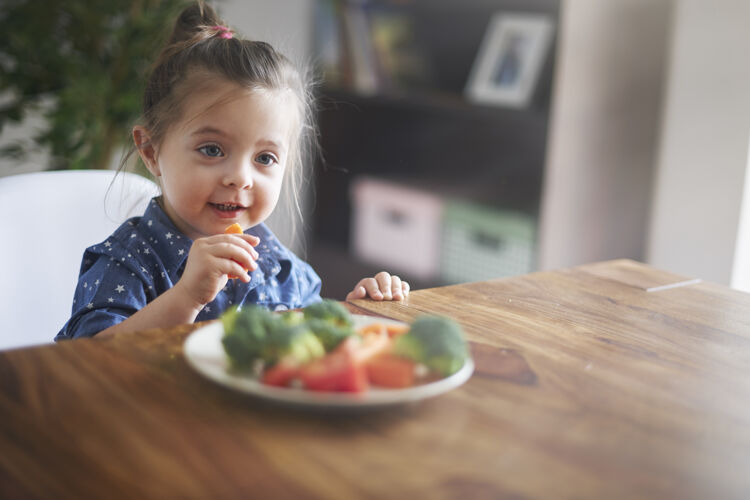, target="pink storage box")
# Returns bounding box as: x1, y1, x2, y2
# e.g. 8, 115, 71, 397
350, 177, 444, 280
